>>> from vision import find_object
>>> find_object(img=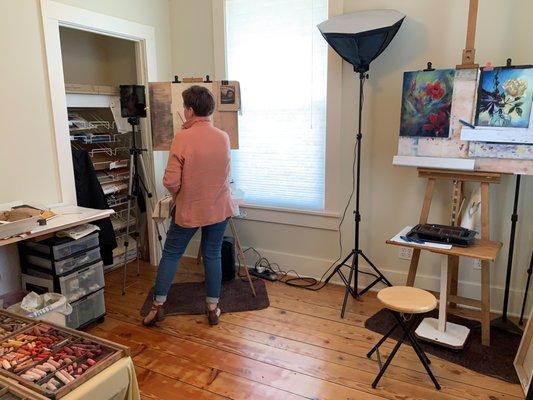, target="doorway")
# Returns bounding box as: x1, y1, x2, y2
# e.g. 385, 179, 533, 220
41, 0, 160, 265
